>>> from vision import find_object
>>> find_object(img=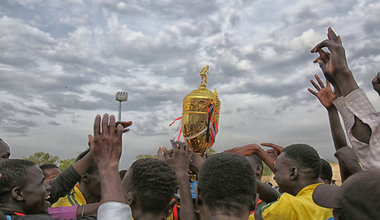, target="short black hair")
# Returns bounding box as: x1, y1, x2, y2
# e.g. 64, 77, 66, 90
0, 159, 36, 197
283, 144, 321, 179
198, 153, 256, 216
128, 158, 177, 214
119, 169, 127, 180
319, 159, 332, 184
39, 164, 59, 171
75, 149, 90, 162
